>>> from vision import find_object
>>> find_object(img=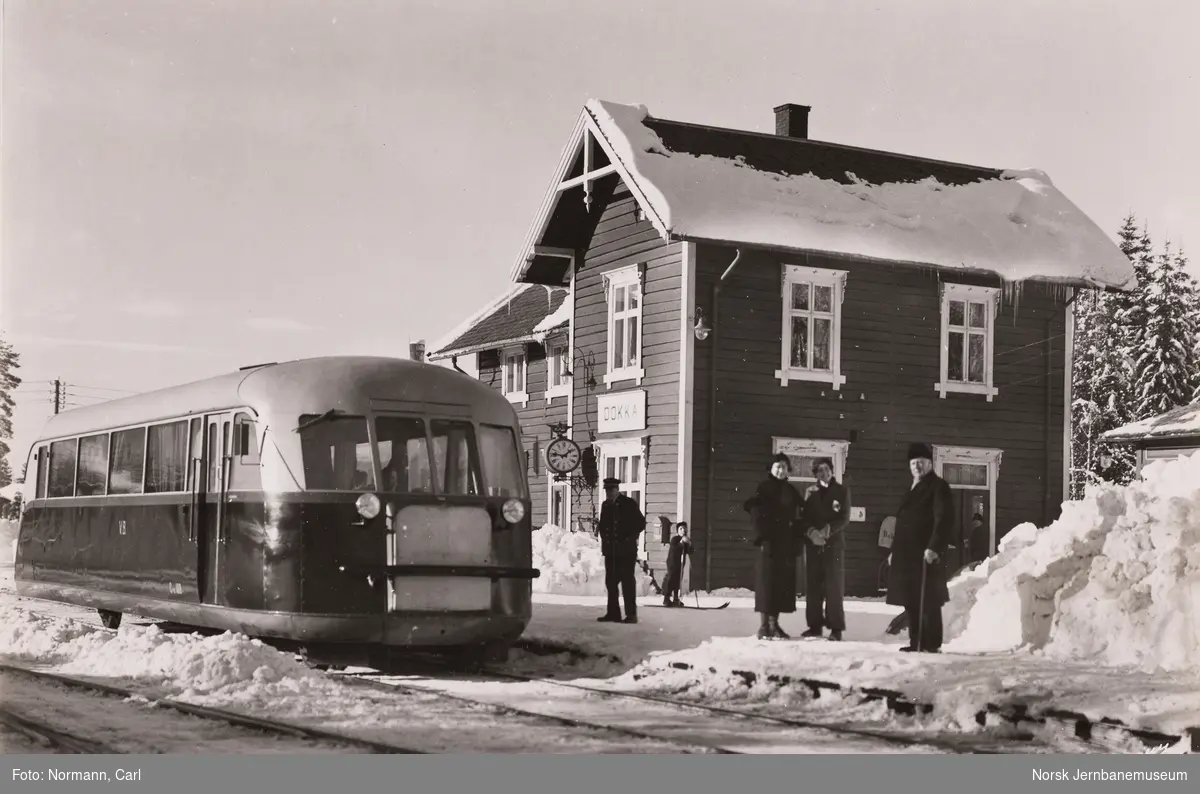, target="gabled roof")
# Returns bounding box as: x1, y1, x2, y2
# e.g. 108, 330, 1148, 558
429, 285, 568, 360
513, 100, 1137, 291
1101, 402, 1200, 444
